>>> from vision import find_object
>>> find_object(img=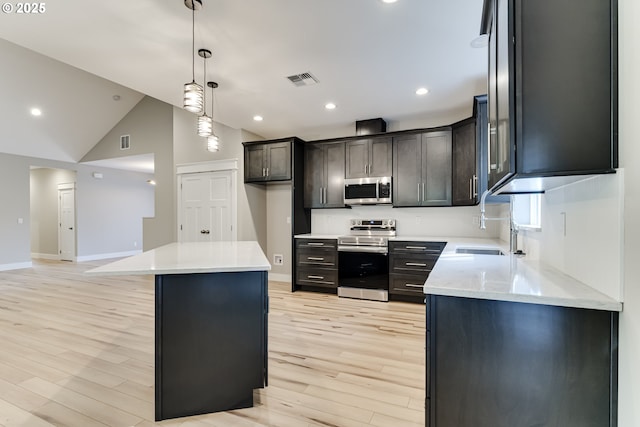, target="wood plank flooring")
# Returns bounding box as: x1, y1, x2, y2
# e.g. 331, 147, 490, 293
0, 259, 425, 426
